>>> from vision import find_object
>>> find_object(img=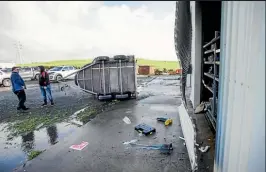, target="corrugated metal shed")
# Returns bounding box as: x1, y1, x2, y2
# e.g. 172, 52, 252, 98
215, 1, 265, 172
